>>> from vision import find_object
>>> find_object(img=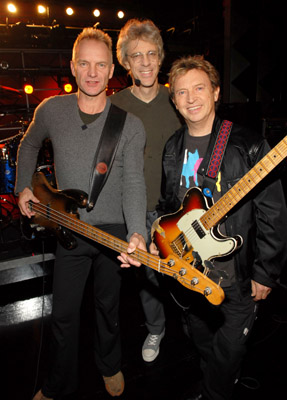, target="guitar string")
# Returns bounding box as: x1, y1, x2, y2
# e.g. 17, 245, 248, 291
29, 201, 211, 291
31, 202, 161, 268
